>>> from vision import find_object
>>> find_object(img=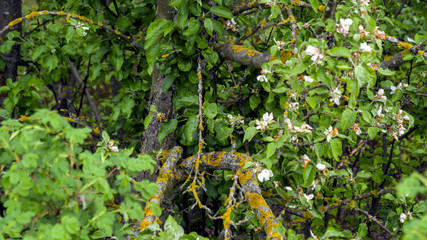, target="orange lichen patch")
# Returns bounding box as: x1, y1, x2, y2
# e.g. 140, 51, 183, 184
318, 5, 325, 11
384, 55, 393, 61
246, 192, 269, 211
139, 219, 152, 231
41, 10, 48, 15
281, 51, 292, 63
231, 44, 246, 53
238, 170, 254, 185
8, 18, 23, 27
245, 27, 252, 36
18, 115, 30, 122
264, 217, 279, 234
247, 49, 259, 56
260, 19, 267, 28
197, 72, 202, 79
249, 0, 258, 7
418, 50, 424, 55
64, 117, 74, 122
207, 152, 224, 167
114, 29, 121, 35
25, 11, 40, 19
303, 211, 313, 219
57, 11, 66, 15
236, 152, 251, 167
397, 42, 413, 49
